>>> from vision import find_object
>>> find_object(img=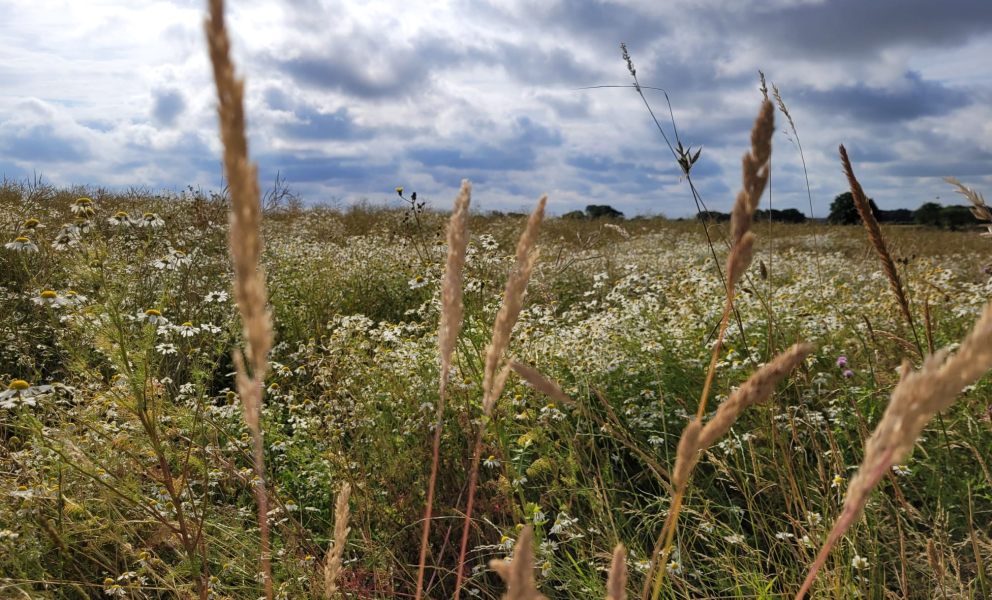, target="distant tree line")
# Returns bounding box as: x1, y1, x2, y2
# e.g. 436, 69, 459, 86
695, 208, 807, 224
561, 205, 626, 220
508, 196, 977, 229
827, 192, 976, 229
